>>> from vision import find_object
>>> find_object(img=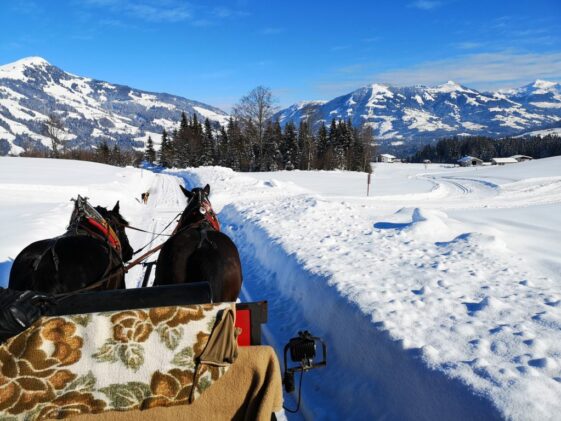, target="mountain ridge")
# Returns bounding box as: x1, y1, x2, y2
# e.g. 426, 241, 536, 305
274, 79, 561, 146
0, 57, 228, 155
